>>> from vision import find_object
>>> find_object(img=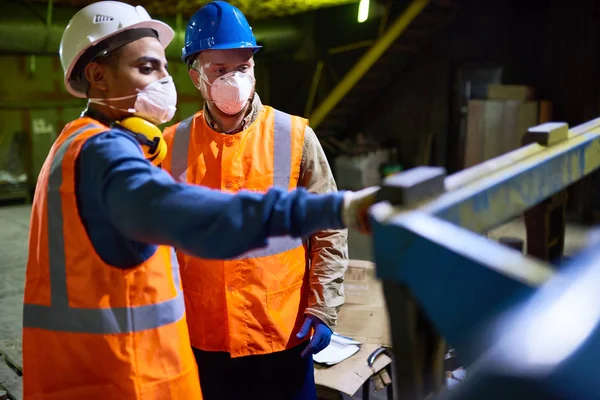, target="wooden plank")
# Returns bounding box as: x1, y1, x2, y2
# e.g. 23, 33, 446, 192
464, 100, 539, 167
517, 101, 540, 146
464, 100, 485, 168
487, 84, 536, 101
481, 100, 504, 161
498, 100, 520, 158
